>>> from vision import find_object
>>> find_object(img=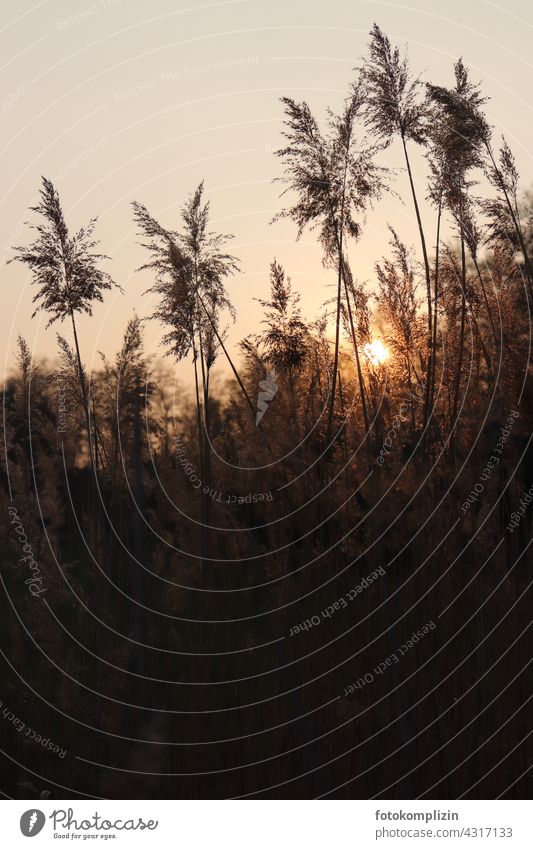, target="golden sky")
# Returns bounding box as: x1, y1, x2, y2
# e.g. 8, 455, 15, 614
1, 0, 532, 383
